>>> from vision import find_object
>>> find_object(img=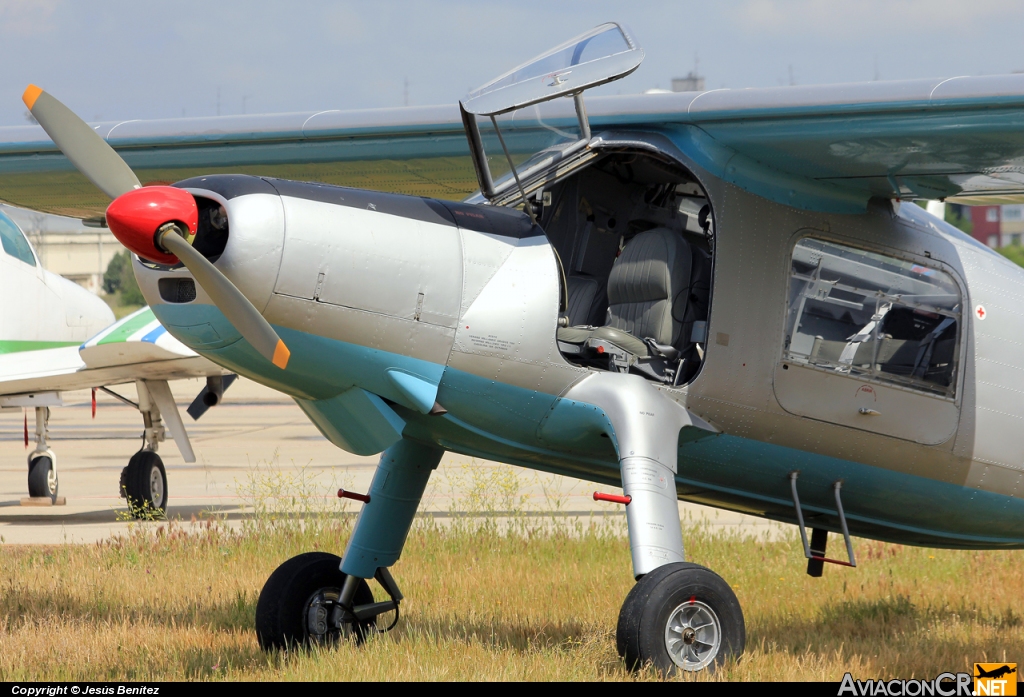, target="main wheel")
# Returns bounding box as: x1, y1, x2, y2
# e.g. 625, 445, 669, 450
617, 562, 745, 675
255, 552, 376, 651
27, 455, 57, 501
120, 450, 167, 516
